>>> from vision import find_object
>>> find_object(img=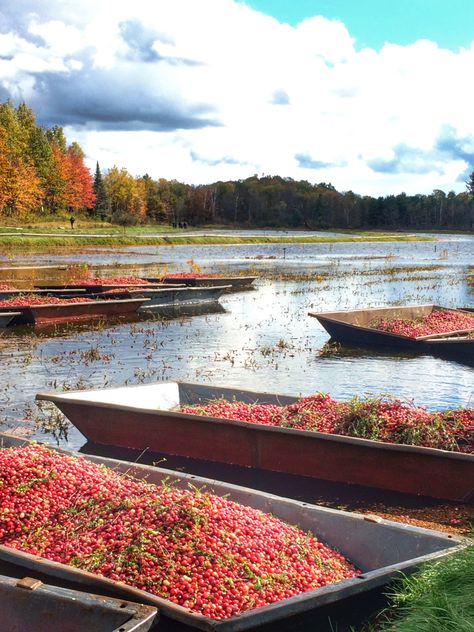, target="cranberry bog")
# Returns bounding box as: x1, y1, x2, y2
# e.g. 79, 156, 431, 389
0, 298, 147, 325
0, 573, 158, 632
36, 381, 474, 502
309, 304, 474, 354
0, 434, 463, 632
